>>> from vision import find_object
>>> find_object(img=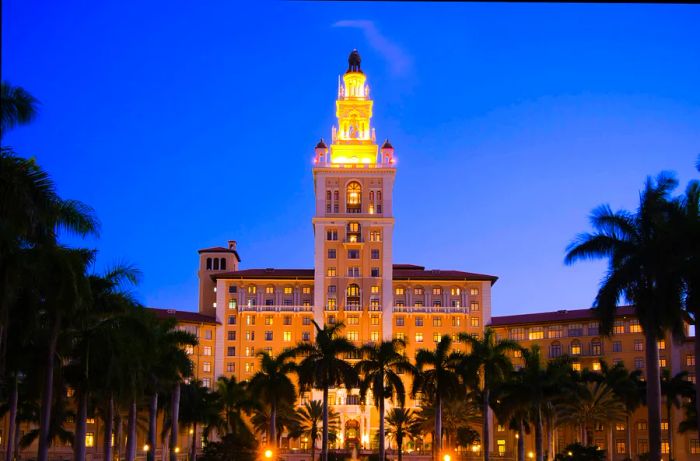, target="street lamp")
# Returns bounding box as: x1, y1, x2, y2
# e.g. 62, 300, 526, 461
143, 445, 150, 452
264, 449, 274, 460
443, 454, 452, 461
